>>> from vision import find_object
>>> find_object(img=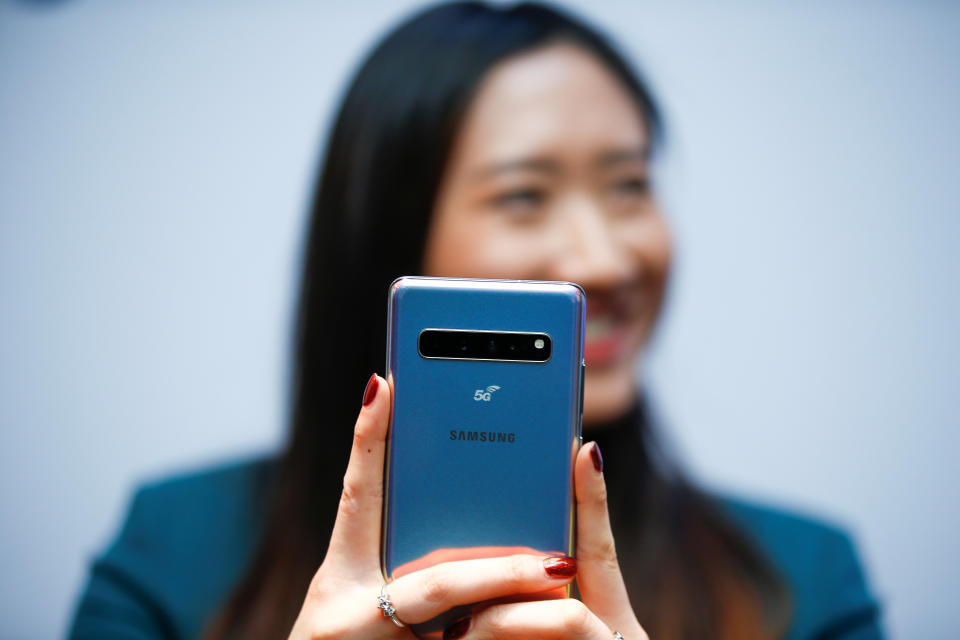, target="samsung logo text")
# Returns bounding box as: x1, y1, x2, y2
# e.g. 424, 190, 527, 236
449, 430, 516, 443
